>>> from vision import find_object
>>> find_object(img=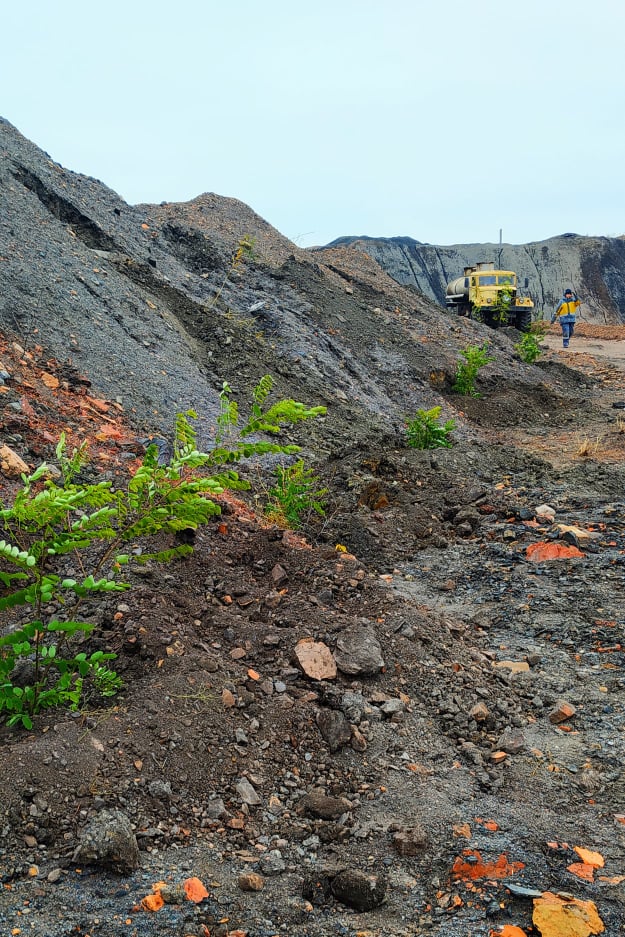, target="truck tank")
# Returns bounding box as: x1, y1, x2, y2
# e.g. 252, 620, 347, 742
445, 276, 470, 302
